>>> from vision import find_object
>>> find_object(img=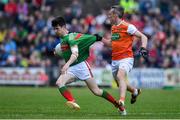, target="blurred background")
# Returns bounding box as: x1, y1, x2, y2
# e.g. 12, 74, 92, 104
0, 0, 179, 88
